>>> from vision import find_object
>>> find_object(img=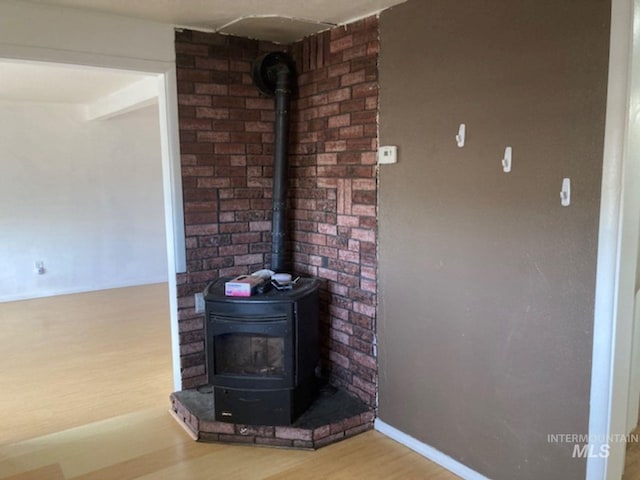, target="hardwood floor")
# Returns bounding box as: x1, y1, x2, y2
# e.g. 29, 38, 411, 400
0, 284, 460, 479
0, 284, 173, 445
0, 407, 460, 480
